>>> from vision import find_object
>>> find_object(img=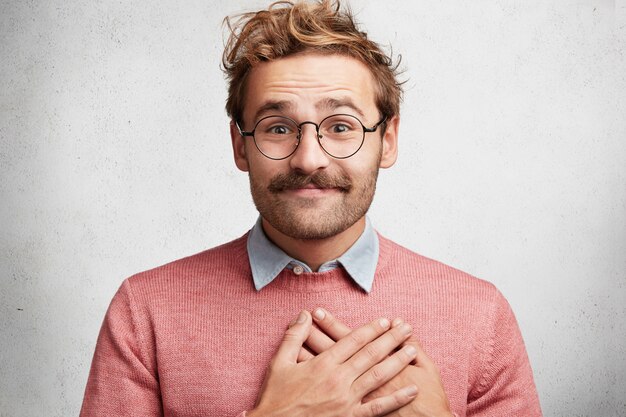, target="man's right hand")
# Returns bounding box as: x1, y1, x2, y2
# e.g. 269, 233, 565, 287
247, 310, 418, 417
